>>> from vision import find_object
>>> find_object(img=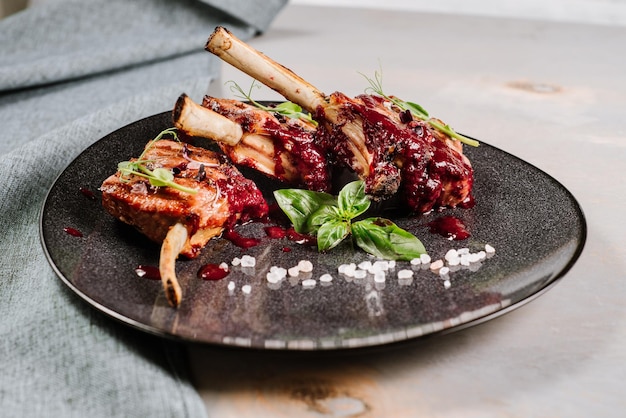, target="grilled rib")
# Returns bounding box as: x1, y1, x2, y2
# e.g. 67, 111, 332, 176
174, 93, 330, 192
206, 26, 473, 212
101, 139, 268, 306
